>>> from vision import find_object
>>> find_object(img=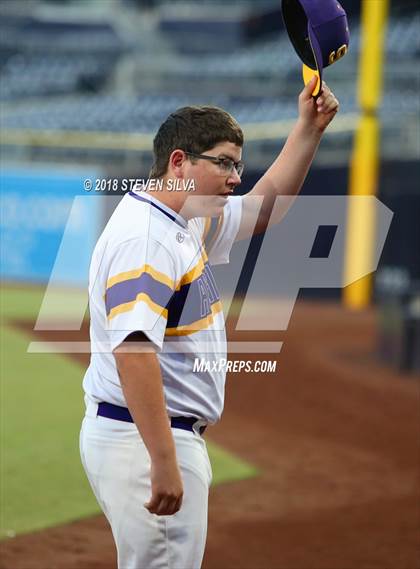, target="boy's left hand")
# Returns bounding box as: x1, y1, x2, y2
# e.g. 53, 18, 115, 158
298, 76, 340, 132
